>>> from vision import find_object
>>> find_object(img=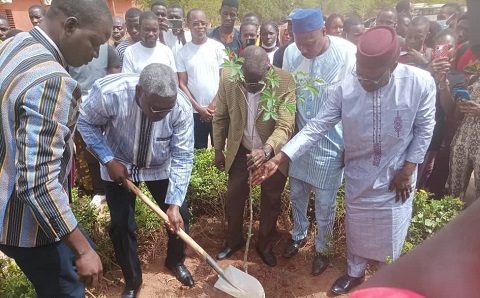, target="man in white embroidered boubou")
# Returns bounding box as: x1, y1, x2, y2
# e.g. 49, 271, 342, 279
252, 26, 436, 295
